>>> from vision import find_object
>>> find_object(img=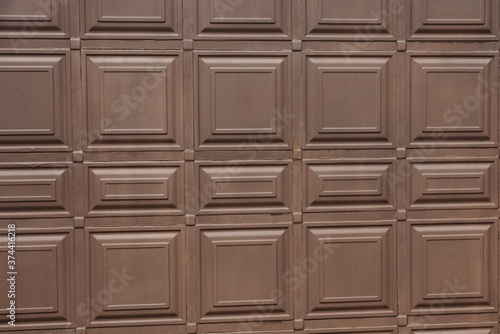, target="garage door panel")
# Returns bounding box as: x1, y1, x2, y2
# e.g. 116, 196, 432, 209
84, 51, 183, 152
305, 327, 397, 334
0, 165, 73, 218
408, 54, 498, 147
406, 159, 498, 210
195, 323, 295, 333
196, 53, 292, 150
305, 222, 396, 318
406, 325, 498, 334
87, 229, 185, 326
411, 326, 497, 334
196, 0, 291, 40
304, 0, 396, 40
305, 54, 396, 149
303, 318, 398, 334
304, 160, 397, 212
409, 0, 497, 40
0, 52, 71, 151
4, 1, 500, 333
198, 225, 292, 322
196, 161, 292, 215
0, 0, 69, 38
82, 0, 181, 39
84, 162, 184, 217
0, 230, 73, 330
407, 220, 498, 315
